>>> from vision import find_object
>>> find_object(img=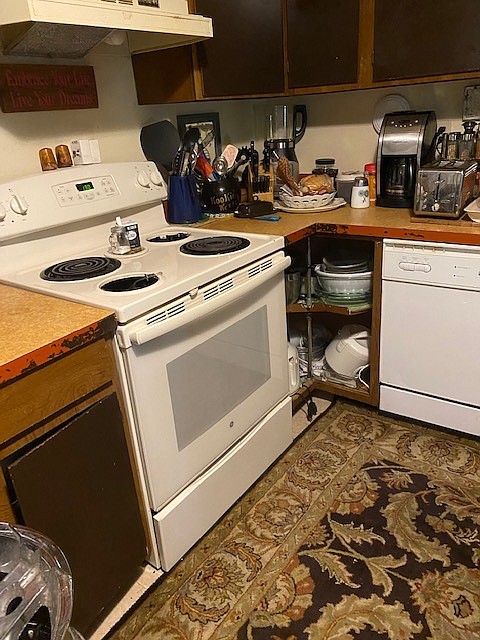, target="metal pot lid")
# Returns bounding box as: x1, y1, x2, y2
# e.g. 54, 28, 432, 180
322, 256, 369, 273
